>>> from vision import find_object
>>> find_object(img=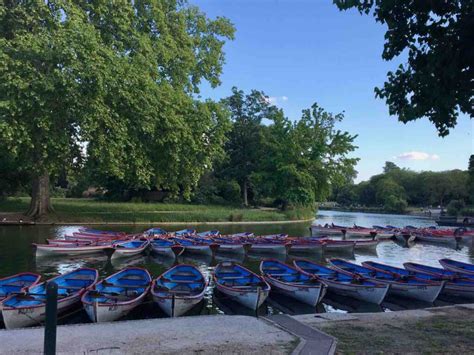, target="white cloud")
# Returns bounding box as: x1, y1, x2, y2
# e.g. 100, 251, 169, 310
281, 96, 288, 101
395, 151, 440, 161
